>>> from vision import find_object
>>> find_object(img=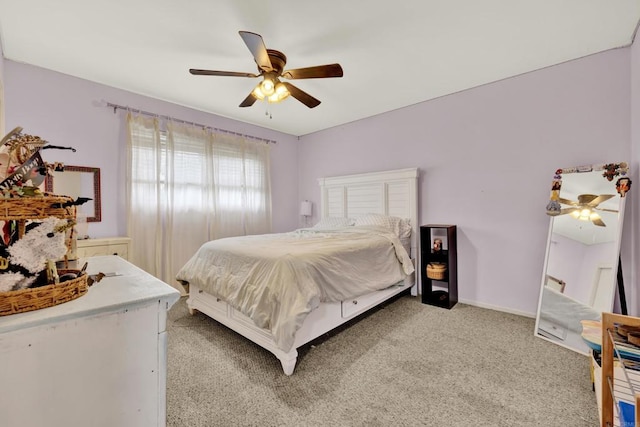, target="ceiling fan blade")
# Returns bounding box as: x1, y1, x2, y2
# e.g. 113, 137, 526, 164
239, 31, 273, 72
282, 82, 321, 108
576, 194, 598, 204
559, 207, 579, 215
239, 92, 258, 108
588, 194, 615, 206
594, 207, 619, 213
591, 215, 606, 227
558, 197, 578, 206
190, 69, 259, 78
282, 63, 343, 79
